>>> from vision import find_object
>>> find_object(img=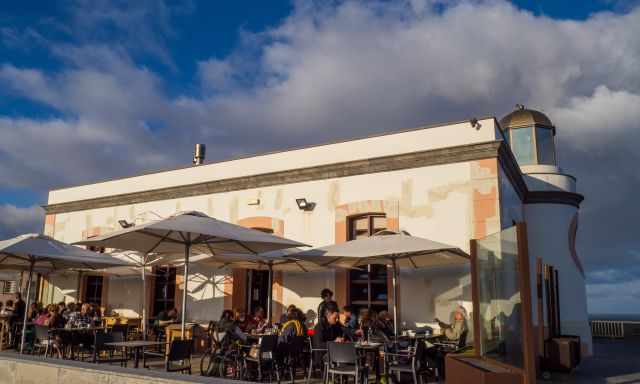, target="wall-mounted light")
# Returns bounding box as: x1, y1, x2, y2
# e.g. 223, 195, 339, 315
469, 117, 481, 130
118, 219, 135, 228
296, 198, 316, 211
247, 198, 261, 206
